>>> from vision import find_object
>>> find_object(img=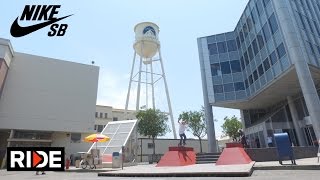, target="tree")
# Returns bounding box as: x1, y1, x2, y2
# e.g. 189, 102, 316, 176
136, 108, 170, 162
221, 116, 242, 141
178, 108, 207, 153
